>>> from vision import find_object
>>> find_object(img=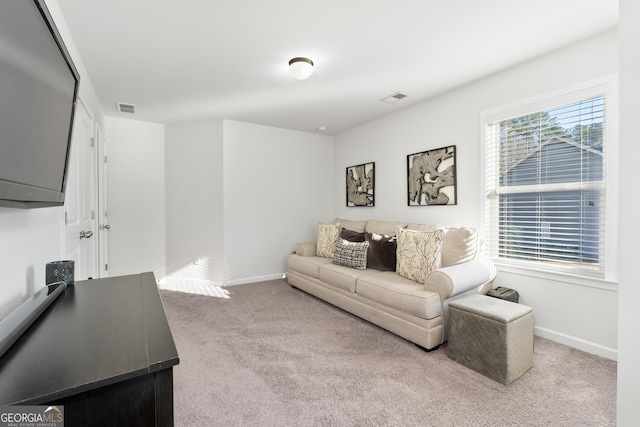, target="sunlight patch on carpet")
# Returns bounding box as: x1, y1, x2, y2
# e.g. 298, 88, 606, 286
158, 279, 230, 298
159, 256, 230, 298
